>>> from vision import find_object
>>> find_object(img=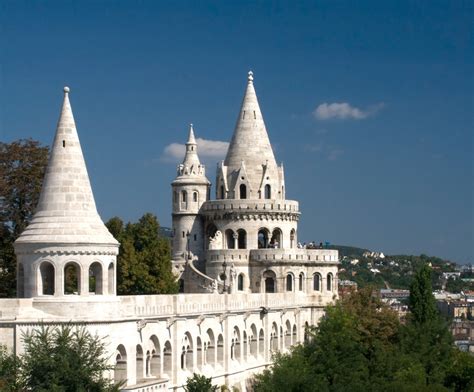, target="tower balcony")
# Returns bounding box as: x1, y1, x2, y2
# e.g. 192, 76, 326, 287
200, 199, 300, 221
249, 248, 339, 264
205, 248, 338, 265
